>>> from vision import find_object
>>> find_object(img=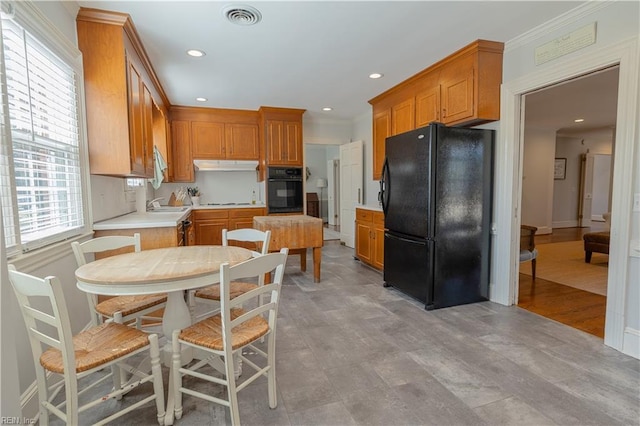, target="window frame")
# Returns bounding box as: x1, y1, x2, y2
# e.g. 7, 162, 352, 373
1, 0, 92, 269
